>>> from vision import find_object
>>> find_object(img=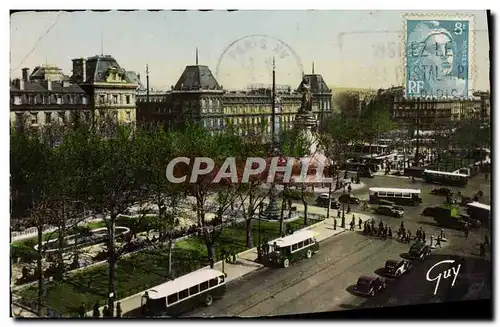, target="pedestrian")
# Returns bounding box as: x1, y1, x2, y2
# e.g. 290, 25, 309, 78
337, 210, 341, 219
422, 231, 426, 243
400, 221, 405, 230
141, 291, 149, 316
358, 217, 362, 230
436, 236, 442, 248
352, 214, 356, 225
116, 302, 122, 318
103, 305, 110, 318
92, 301, 100, 318
78, 302, 86, 318
416, 229, 421, 242
388, 227, 392, 238
333, 218, 337, 230
464, 225, 469, 238
350, 220, 355, 231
